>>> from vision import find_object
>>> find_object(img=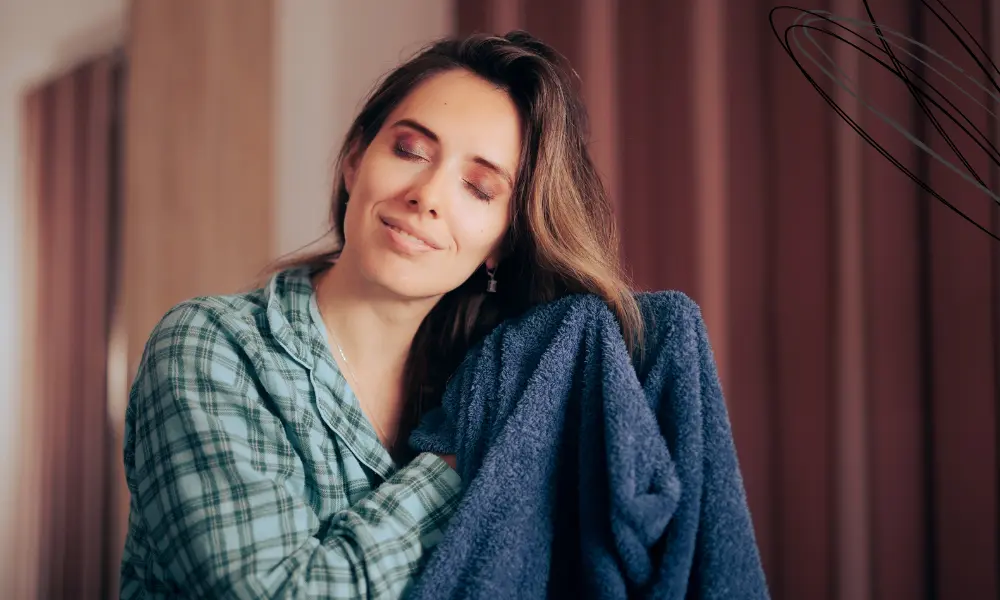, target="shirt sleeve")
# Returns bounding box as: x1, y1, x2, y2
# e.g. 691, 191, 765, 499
123, 301, 463, 599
